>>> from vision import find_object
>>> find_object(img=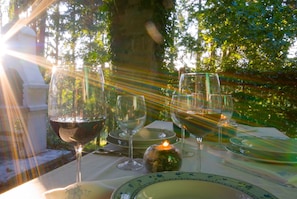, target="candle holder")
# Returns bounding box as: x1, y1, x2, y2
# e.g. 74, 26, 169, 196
143, 141, 182, 173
